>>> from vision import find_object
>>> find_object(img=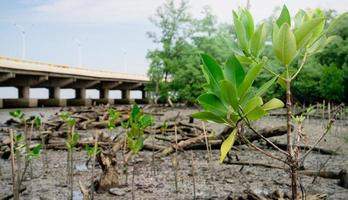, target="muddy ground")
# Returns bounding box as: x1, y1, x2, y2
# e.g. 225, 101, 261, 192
0, 106, 347, 200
